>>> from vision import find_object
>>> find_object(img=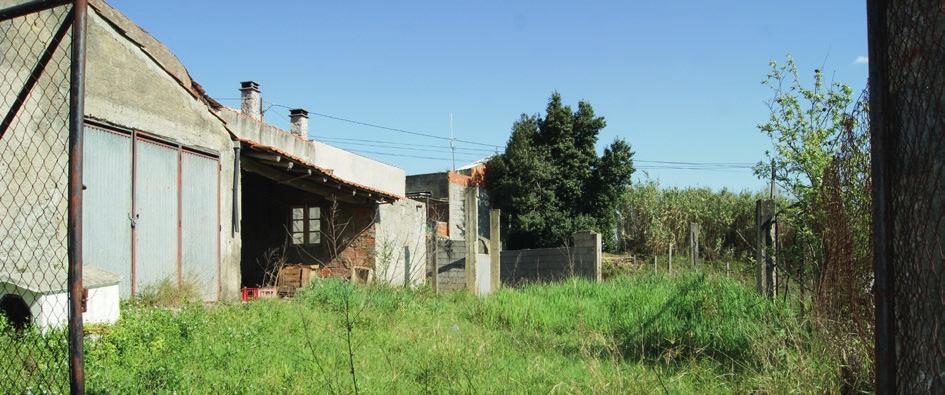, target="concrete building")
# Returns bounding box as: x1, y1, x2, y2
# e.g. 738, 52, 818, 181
406, 161, 491, 242
0, 0, 426, 327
